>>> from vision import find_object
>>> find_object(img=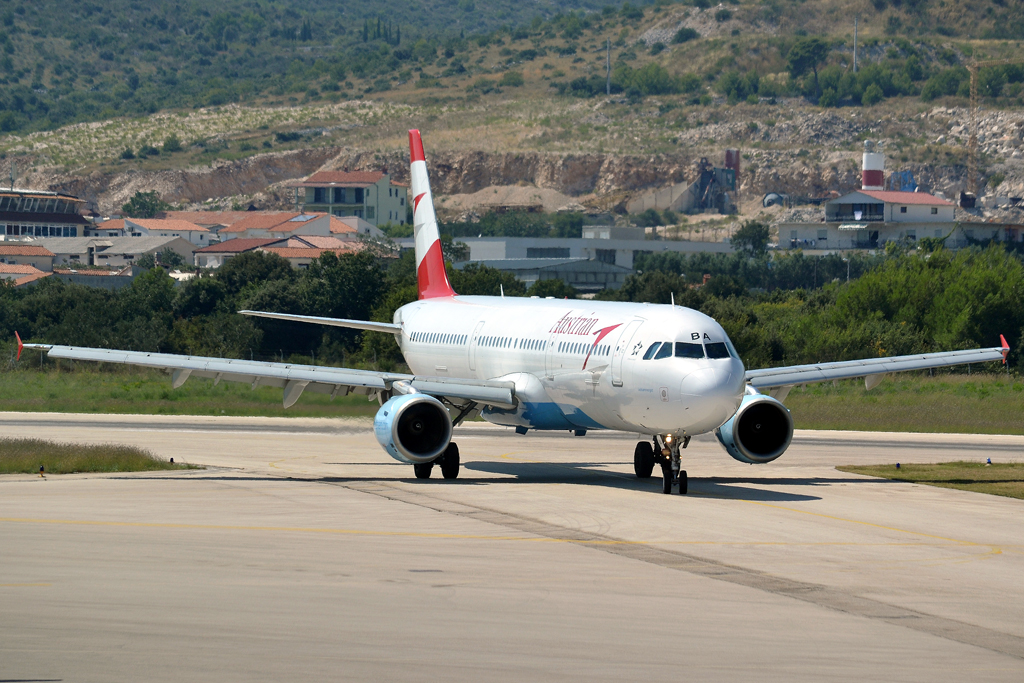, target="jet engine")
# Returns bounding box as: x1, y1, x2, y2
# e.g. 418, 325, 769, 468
374, 393, 452, 464
714, 393, 793, 464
